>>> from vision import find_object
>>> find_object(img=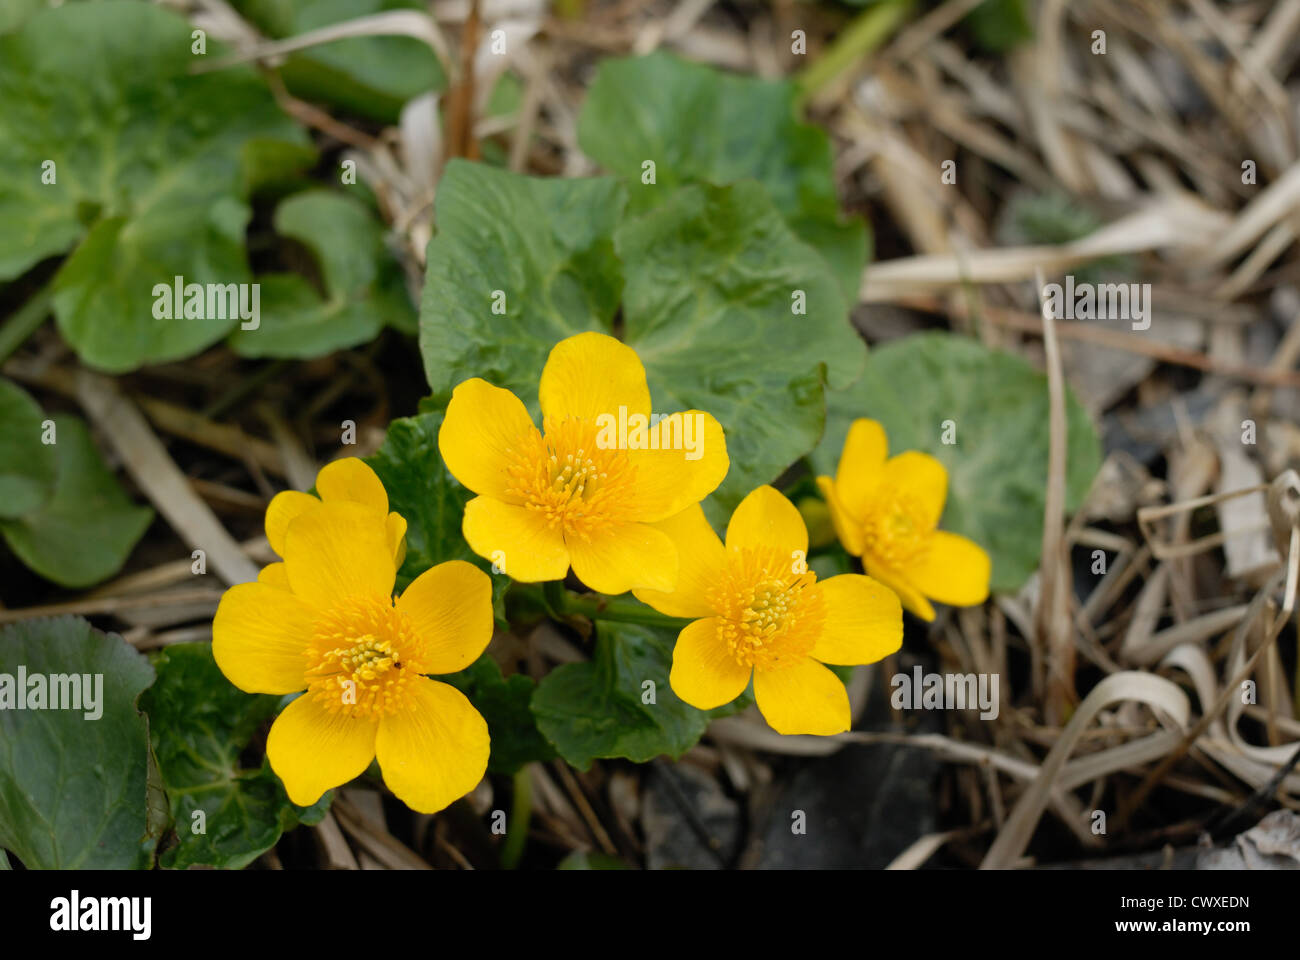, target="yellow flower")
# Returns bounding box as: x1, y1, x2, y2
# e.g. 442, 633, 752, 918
633, 486, 903, 735
817, 418, 991, 622
213, 457, 494, 814
438, 332, 729, 594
